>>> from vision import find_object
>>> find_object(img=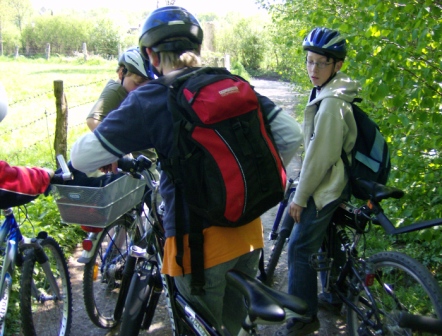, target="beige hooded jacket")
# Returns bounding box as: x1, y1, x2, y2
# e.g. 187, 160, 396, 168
293, 72, 360, 210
